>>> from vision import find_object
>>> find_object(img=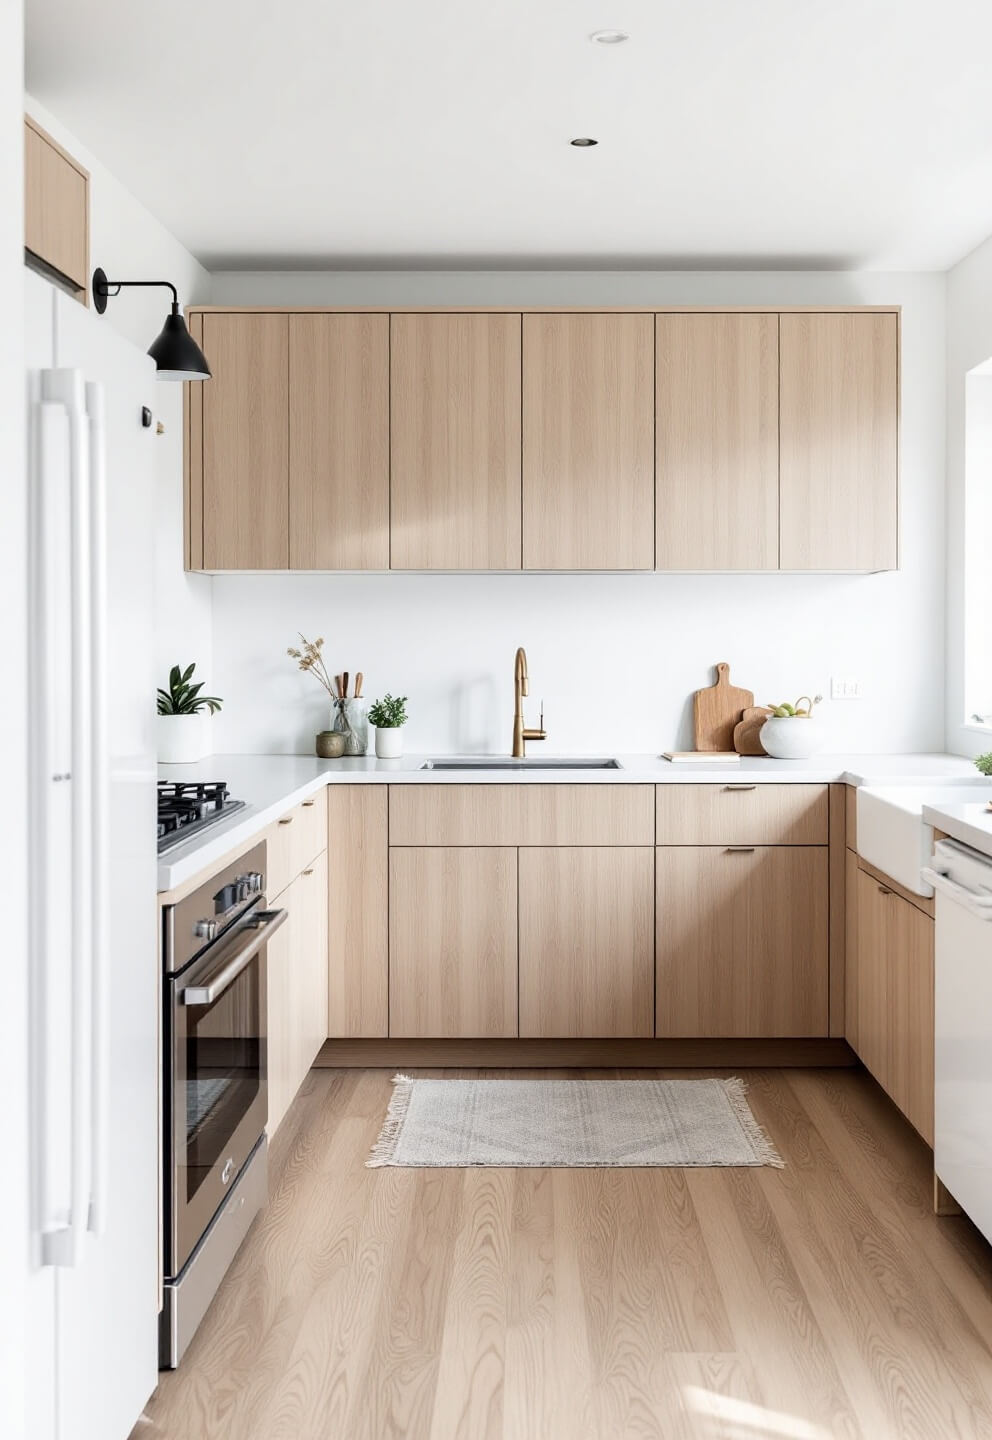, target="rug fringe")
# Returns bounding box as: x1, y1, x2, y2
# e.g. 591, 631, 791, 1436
366, 1074, 415, 1167
722, 1077, 785, 1168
